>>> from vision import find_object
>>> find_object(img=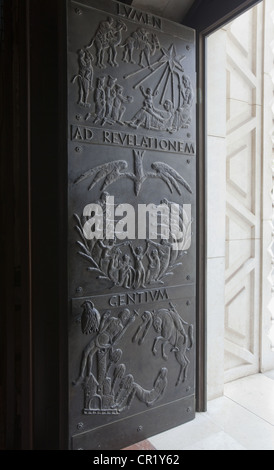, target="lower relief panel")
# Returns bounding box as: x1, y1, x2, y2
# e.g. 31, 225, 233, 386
69, 286, 195, 450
